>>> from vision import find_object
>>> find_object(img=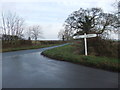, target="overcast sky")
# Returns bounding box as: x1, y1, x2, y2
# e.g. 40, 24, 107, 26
0, 0, 118, 40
